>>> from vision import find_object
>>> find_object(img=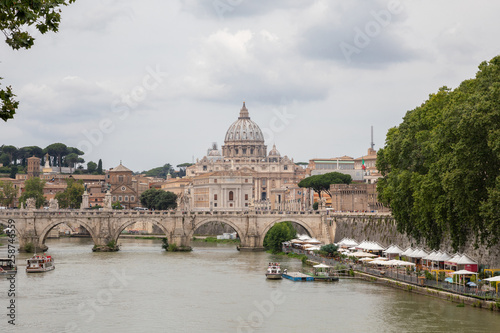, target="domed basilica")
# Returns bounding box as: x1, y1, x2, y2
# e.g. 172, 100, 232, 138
183, 103, 306, 211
